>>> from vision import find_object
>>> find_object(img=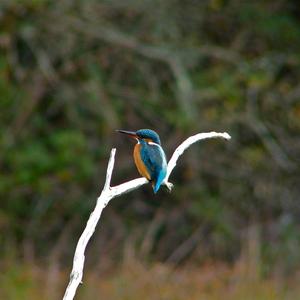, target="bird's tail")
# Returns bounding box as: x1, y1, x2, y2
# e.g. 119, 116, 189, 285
152, 182, 160, 194
152, 171, 166, 194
